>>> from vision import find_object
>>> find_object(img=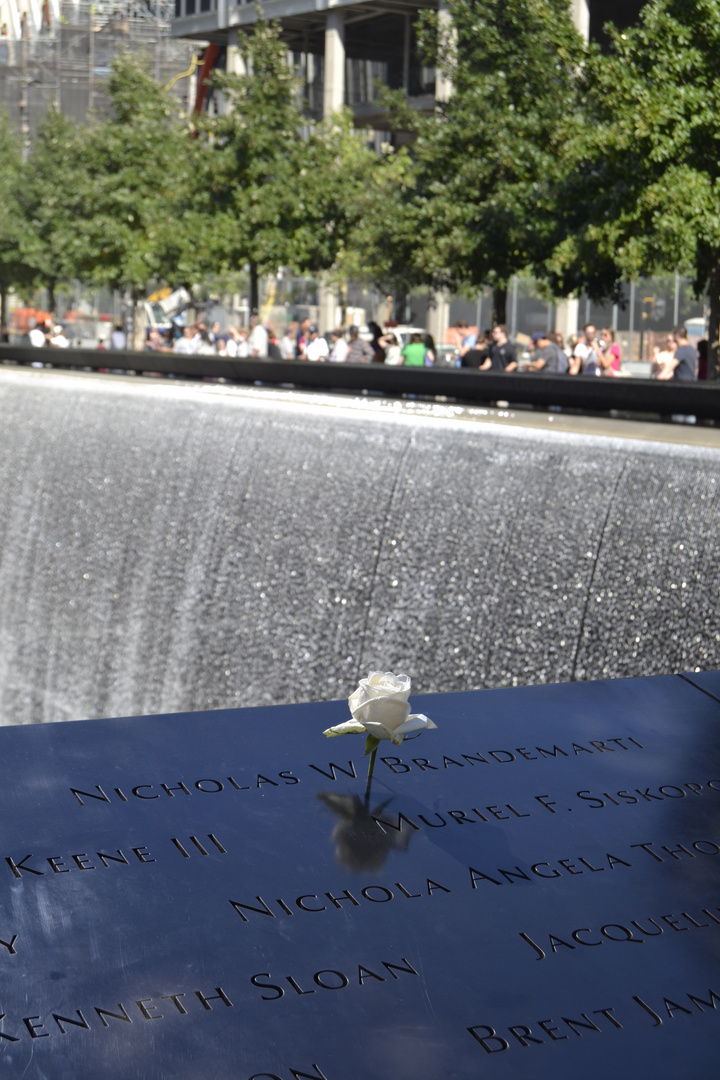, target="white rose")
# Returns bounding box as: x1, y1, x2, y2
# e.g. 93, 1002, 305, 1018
324, 671, 437, 746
